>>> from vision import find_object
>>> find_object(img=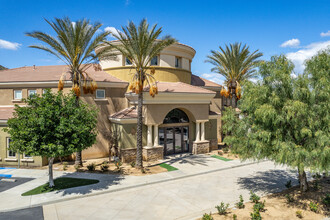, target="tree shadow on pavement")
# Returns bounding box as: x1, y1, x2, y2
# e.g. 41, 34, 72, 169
237, 169, 299, 194
162, 154, 214, 167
